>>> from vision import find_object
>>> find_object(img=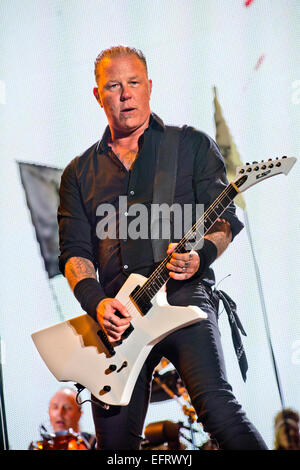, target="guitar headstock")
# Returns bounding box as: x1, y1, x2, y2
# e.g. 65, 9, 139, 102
233, 156, 297, 193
